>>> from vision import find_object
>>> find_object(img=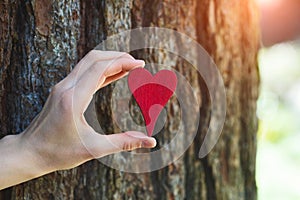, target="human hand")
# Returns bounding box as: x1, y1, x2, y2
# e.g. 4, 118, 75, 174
18, 50, 156, 173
